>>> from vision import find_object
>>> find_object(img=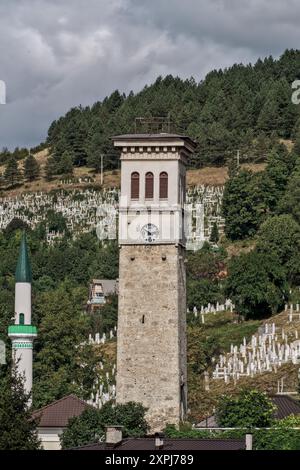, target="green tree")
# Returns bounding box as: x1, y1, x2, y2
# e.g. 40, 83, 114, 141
24, 154, 40, 181
32, 285, 97, 408
44, 156, 58, 181
58, 151, 74, 177
255, 415, 300, 450
60, 402, 149, 449
4, 156, 22, 187
209, 222, 219, 244
225, 250, 288, 318
257, 214, 300, 283
187, 243, 226, 280
187, 279, 222, 309
279, 161, 300, 225
0, 365, 40, 450
90, 294, 118, 335
216, 389, 275, 428
262, 143, 294, 212
222, 170, 265, 240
